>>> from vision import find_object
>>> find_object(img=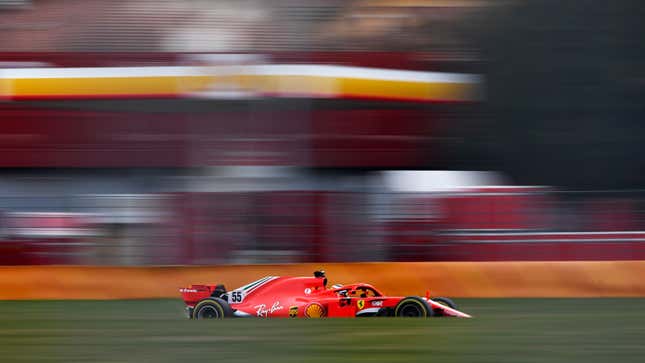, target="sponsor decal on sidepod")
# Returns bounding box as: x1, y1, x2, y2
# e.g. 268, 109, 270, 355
254, 301, 283, 317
